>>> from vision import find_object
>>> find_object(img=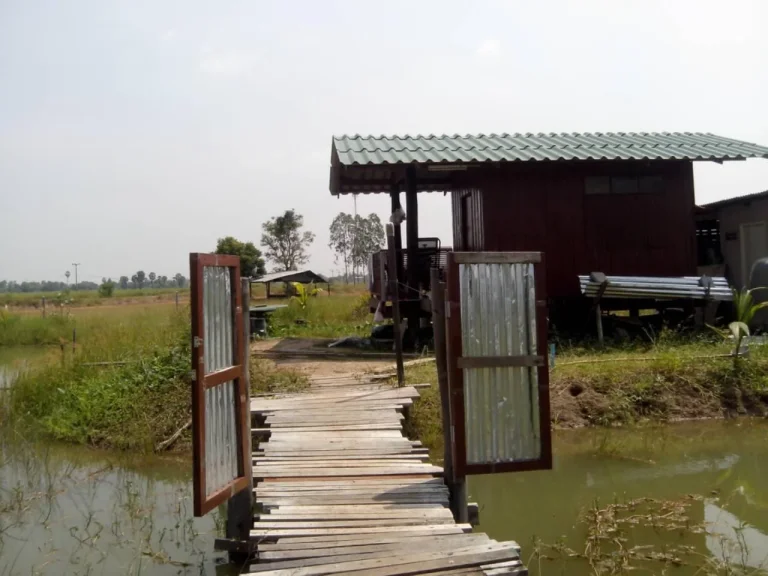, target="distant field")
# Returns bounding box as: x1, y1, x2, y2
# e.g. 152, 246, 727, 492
3, 282, 368, 310
1, 288, 189, 309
